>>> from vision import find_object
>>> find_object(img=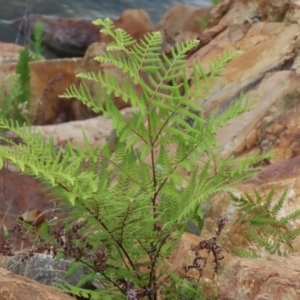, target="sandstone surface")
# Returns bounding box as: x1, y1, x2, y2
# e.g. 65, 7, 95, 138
218, 253, 300, 300
0, 267, 74, 300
